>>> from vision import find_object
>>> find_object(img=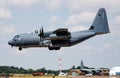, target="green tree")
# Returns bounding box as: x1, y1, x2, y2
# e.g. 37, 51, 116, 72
72, 65, 75, 69
27, 69, 34, 73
